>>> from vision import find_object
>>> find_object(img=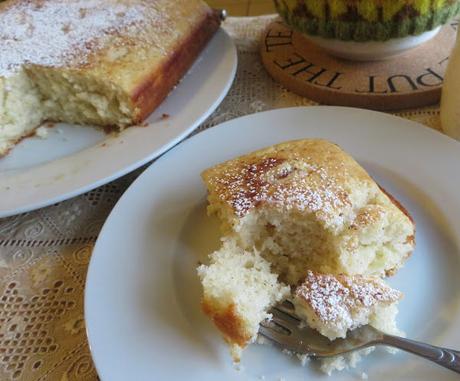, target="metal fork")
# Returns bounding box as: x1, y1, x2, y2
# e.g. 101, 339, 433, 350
259, 301, 460, 374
